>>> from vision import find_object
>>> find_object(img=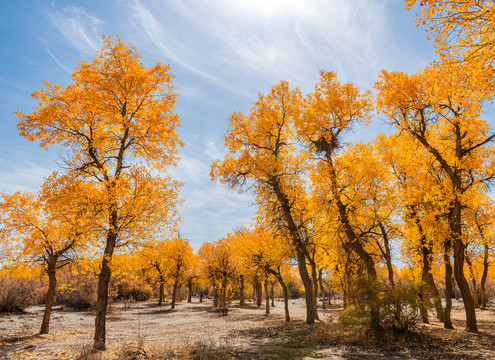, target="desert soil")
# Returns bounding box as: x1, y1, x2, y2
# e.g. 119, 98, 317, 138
1, 298, 495, 359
